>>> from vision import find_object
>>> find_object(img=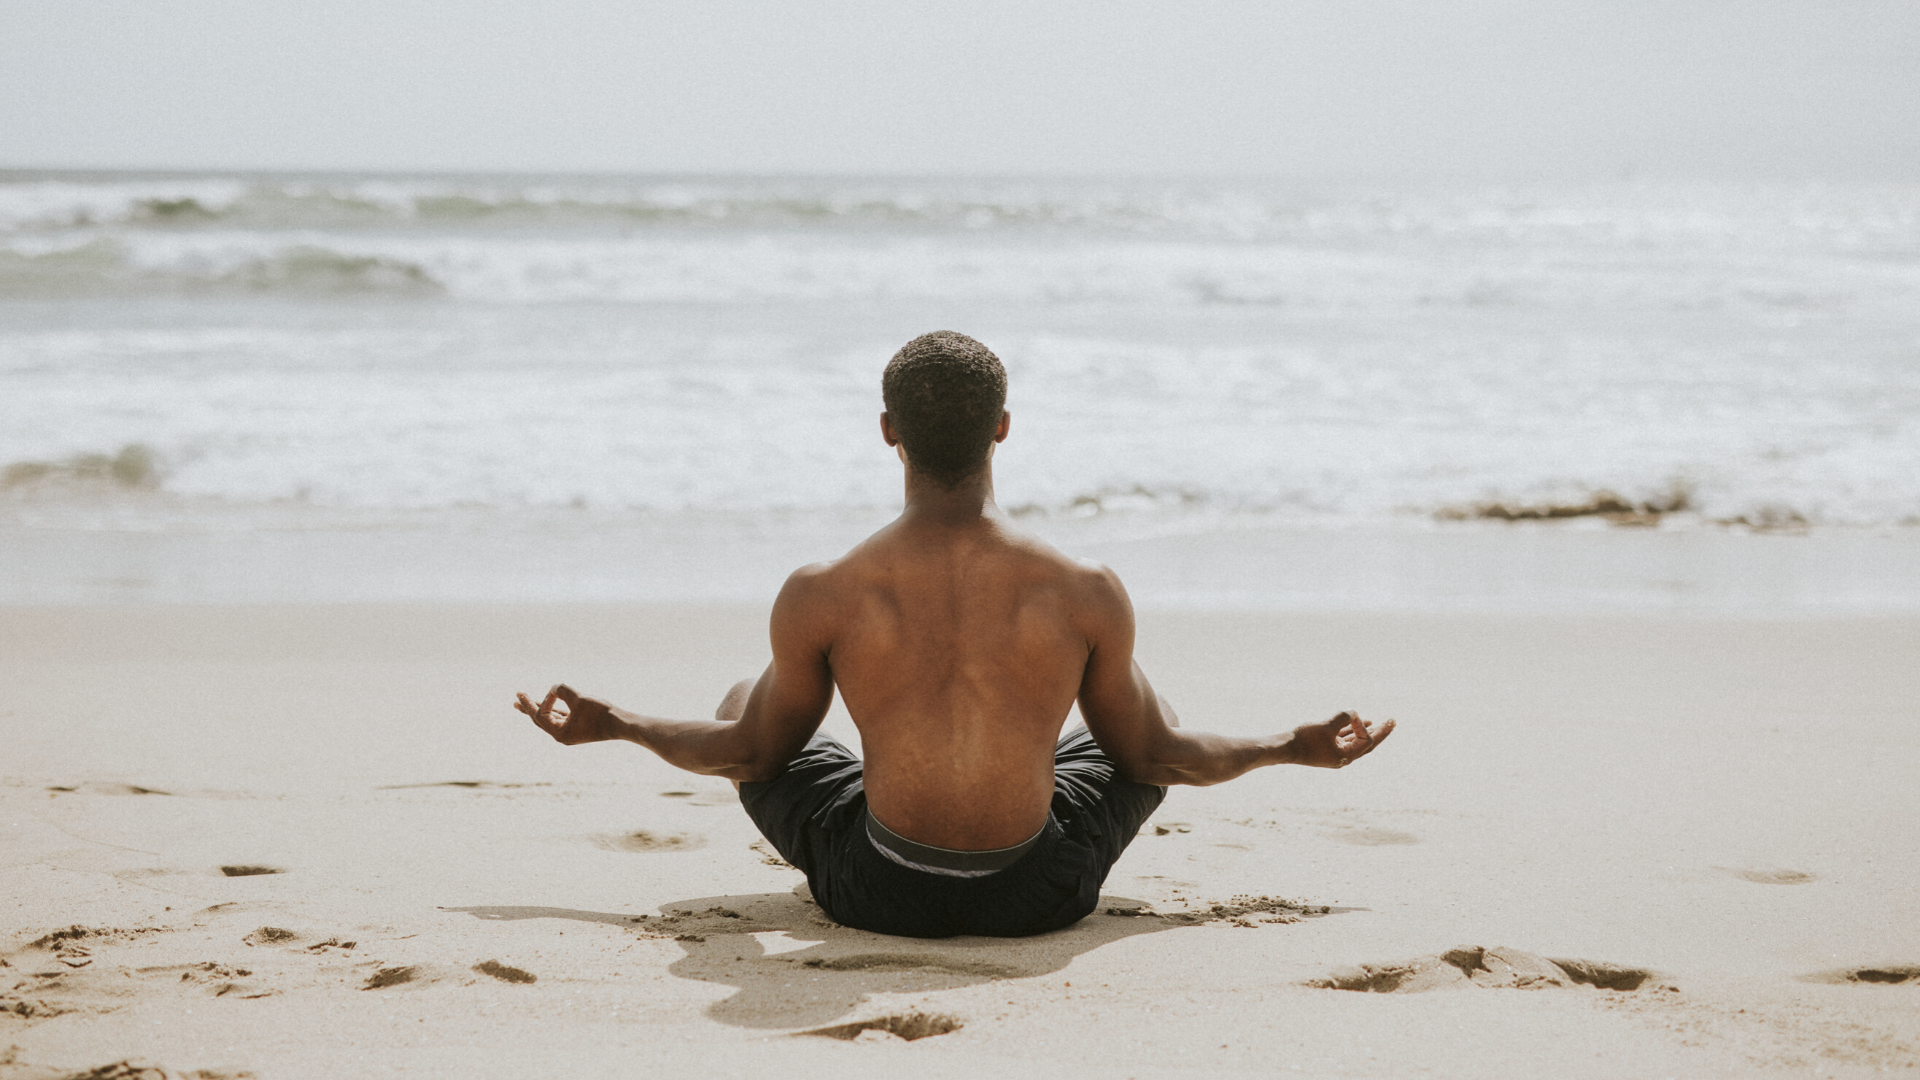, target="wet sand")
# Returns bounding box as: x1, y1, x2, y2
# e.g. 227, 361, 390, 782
3, 604, 1917, 1078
